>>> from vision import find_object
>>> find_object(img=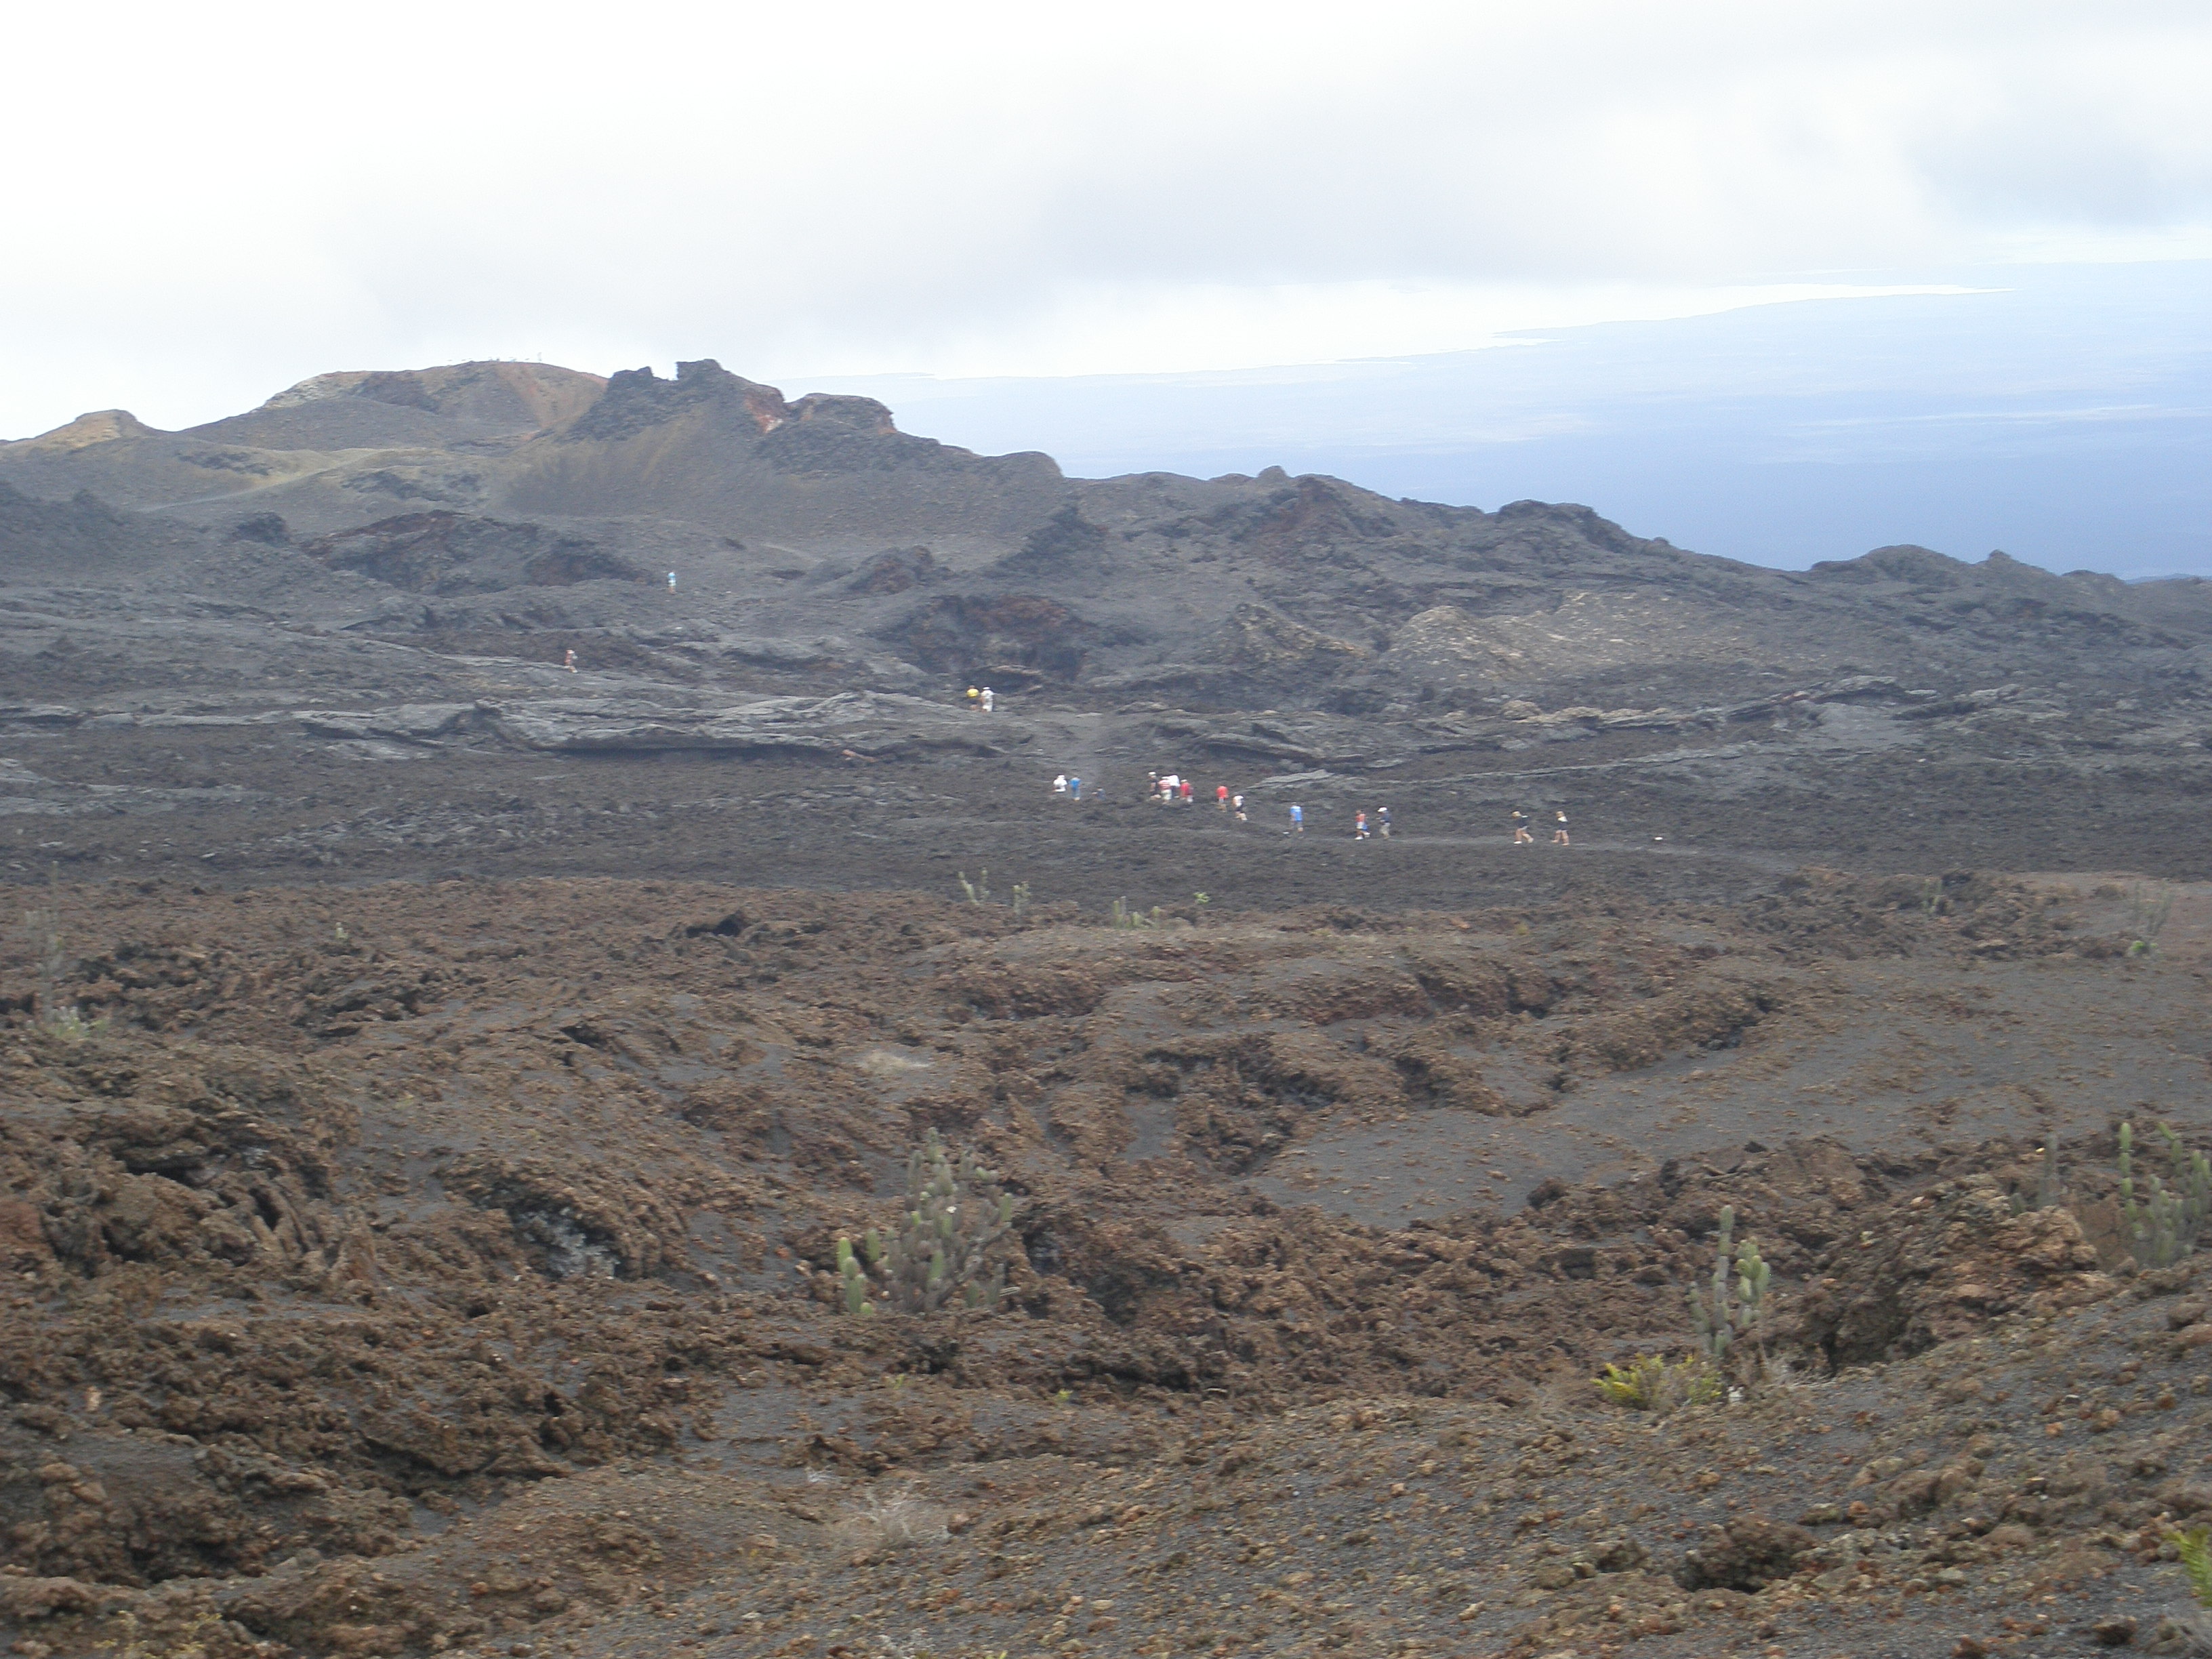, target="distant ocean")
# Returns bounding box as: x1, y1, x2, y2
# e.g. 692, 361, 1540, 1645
811, 261, 2212, 582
